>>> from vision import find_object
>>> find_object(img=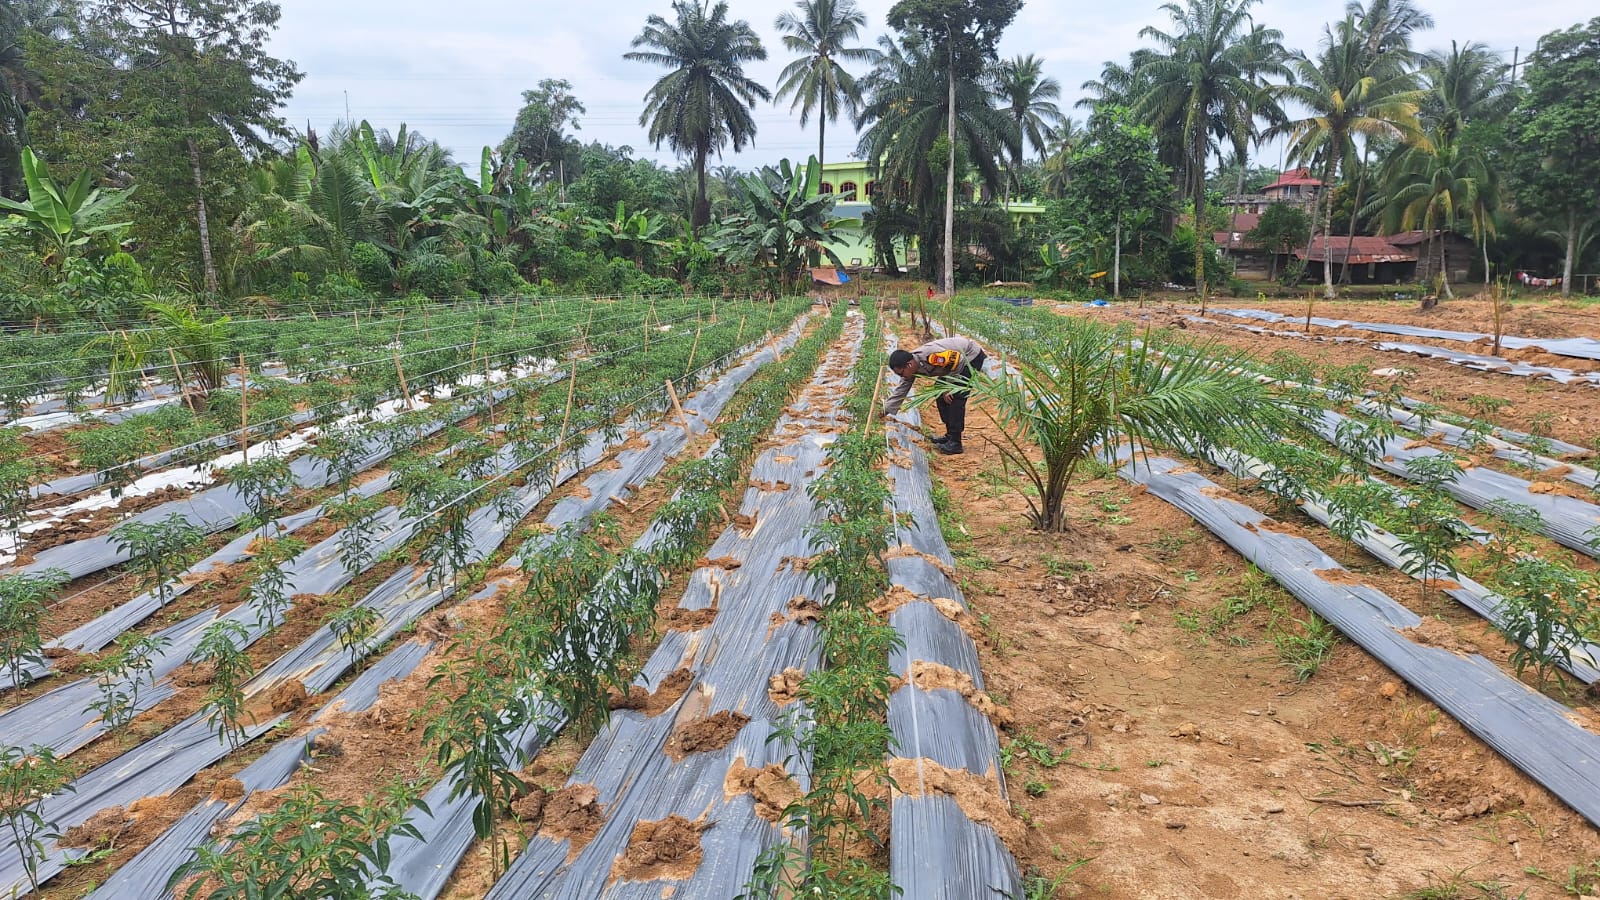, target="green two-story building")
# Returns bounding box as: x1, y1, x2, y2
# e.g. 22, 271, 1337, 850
810, 160, 1046, 272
